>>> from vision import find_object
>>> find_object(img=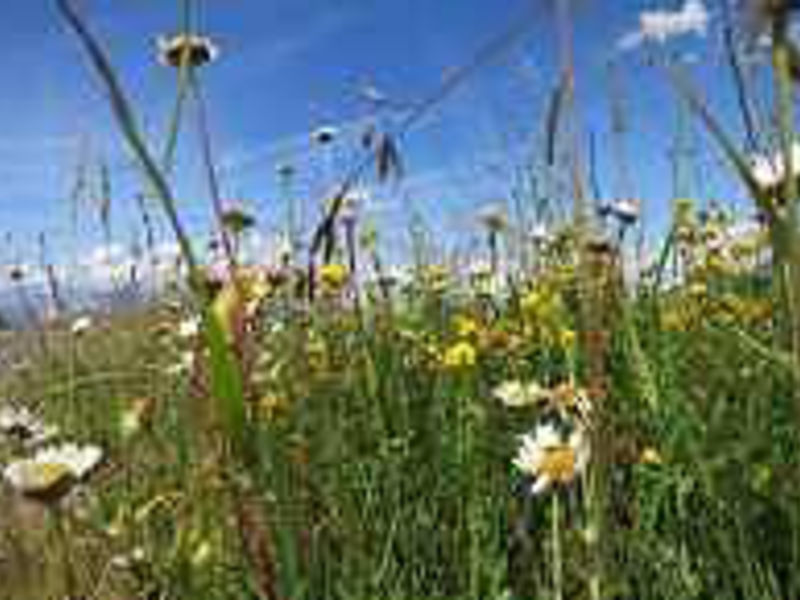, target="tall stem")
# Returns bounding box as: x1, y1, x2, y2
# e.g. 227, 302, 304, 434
771, 13, 800, 594
551, 491, 564, 600
52, 505, 78, 599
772, 14, 800, 374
